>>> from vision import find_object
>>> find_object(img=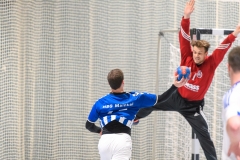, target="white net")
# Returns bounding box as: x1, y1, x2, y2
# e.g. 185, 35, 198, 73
0, 0, 240, 160
167, 43, 192, 159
